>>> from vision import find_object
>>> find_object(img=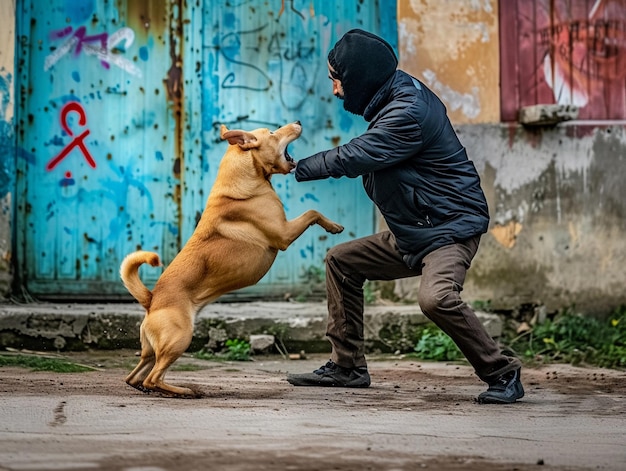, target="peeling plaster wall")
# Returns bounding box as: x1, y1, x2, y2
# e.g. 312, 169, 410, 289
394, 0, 626, 316
398, 0, 500, 124
466, 124, 626, 315
0, 0, 15, 299
395, 124, 626, 316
